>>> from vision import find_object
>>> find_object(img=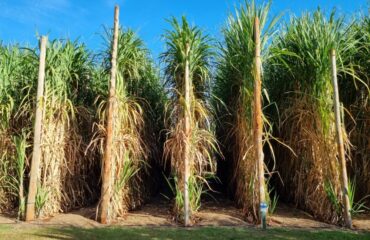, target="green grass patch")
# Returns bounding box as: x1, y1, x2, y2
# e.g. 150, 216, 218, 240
0, 226, 369, 240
